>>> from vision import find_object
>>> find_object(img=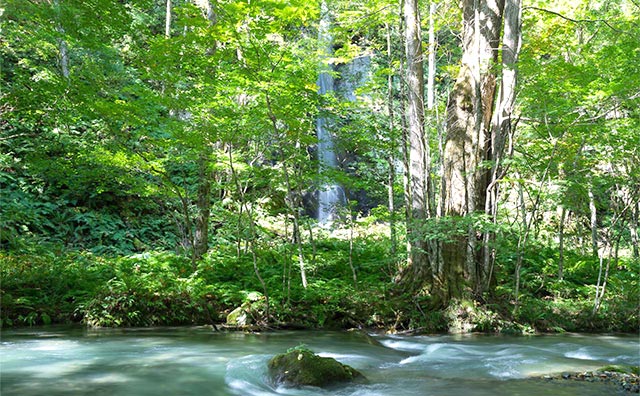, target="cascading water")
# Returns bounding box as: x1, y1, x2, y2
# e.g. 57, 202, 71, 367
316, 2, 344, 225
